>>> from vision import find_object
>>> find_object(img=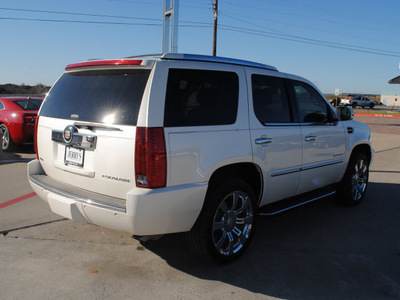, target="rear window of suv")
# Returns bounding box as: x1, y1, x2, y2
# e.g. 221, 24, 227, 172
164, 69, 239, 127
40, 69, 150, 126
